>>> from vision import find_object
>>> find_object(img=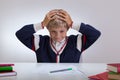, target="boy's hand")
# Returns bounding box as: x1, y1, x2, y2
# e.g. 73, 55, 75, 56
42, 10, 57, 27
58, 9, 73, 27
